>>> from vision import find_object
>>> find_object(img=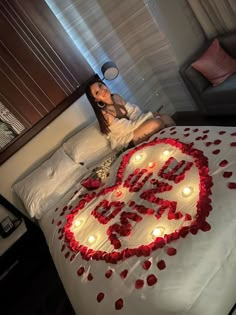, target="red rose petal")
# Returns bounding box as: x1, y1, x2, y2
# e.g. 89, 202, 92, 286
214, 139, 221, 145
70, 254, 76, 261
51, 219, 54, 224
167, 247, 177, 256
231, 132, 236, 136
61, 244, 65, 252
205, 142, 212, 147
97, 292, 104, 303
230, 142, 236, 146
120, 269, 128, 279
184, 213, 192, 221
200, 221, 211, 232
157, 260, 166, 270
65, 251, 70, 259
88, 273, 93, 281
57, 221, 62, 226
223, 172, 233, 178
219, 160, 228, 167
129, 200, 135, 207
184, 128, 190, 131
77, 267, 85, 276
160, 130, 166, 134
105, 269, 113, 278
135, 279, 144, 289
203, 130, 210, 133
190, 227, 198, 235
115, 298, 124, 310
193, 128, 199, 132
54, 208, 58, 212
212, 149, 220, 155
195, 136, 202, 140
183, 133, 190, 137
142, 260, 152, 270
219, 131, 226, 135
147, 274, 157, 286
228, 182, 236, 189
